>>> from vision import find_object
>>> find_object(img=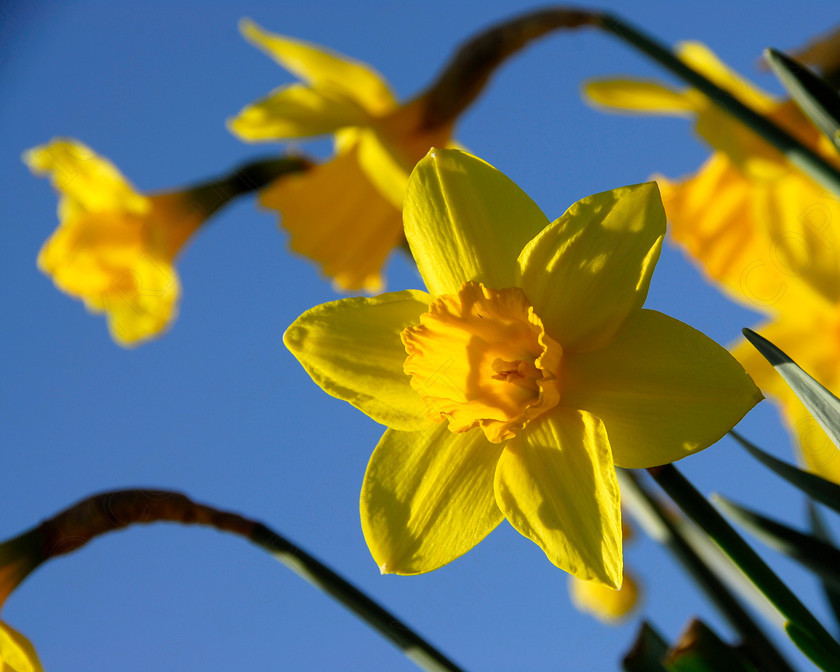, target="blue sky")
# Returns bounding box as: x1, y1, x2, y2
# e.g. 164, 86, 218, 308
2, 1, 839, 670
